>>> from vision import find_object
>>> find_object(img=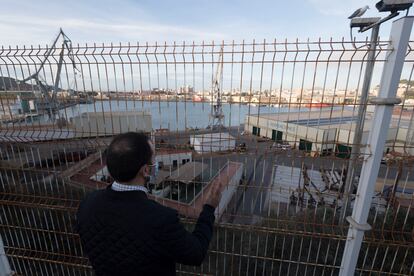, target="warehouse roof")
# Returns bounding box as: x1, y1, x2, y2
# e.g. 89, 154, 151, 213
247, 109, 360, 122
192, 132, 235, 141
159, 161, 208, 185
